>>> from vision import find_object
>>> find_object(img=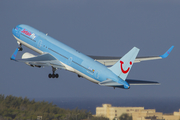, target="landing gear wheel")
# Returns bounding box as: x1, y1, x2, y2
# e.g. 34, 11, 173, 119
55, 74, 59, 78
17, 42, 23, 51
48, 74, 52, 78
52, 74, 55, 78
18, 47, 23, 51
48, 67, 59, 79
